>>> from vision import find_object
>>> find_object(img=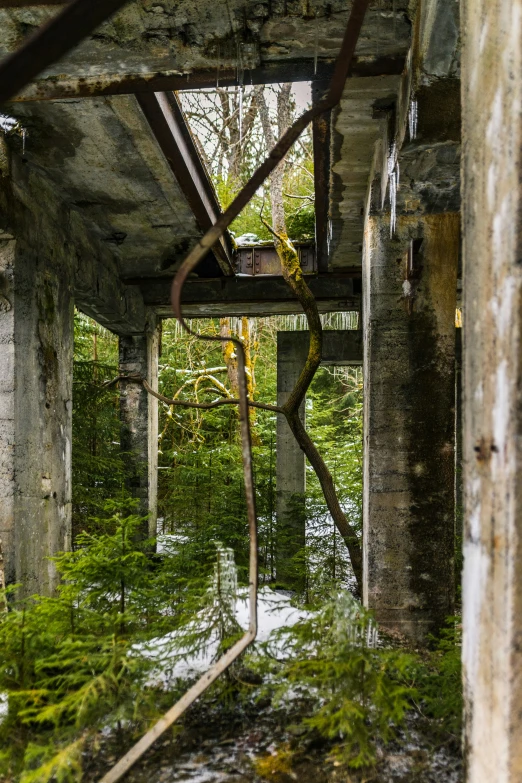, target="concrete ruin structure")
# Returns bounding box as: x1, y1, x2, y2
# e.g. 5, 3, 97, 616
0, 0, 520, 778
